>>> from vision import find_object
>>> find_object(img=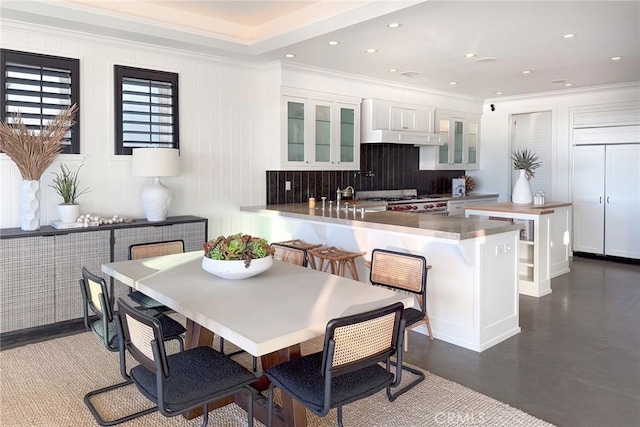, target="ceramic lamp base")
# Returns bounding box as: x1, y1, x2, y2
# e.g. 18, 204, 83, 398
141, 177, 172, 222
